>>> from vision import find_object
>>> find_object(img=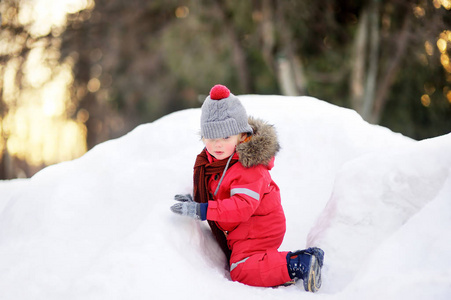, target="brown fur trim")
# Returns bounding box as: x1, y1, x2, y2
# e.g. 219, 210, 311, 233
236, 117, 280, 168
